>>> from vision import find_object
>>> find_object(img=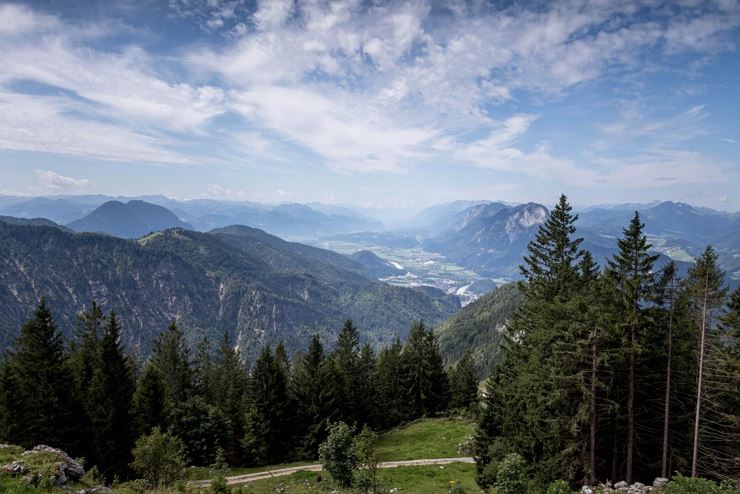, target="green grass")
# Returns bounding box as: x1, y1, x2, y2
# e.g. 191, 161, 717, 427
212, 462, 477, 494
374, 418, 475, 462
